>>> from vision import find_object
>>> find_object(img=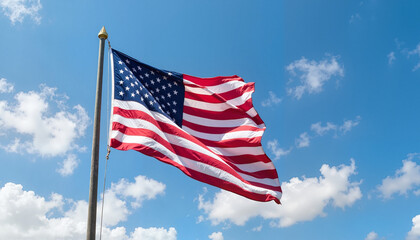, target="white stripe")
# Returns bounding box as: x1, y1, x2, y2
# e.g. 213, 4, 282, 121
184, 79, 245, 95
209, 146, 265, 156
182, 125, 263, 142
183, 112, 259, 128
185, 85, 253, 107
234, 161, 276, 172
111, 130, 281, 193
